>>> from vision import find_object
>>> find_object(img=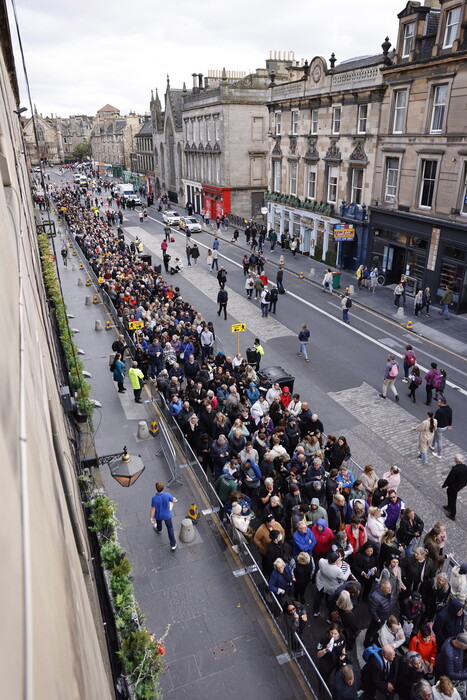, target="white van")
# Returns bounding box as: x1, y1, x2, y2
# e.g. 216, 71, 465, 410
114, 183, 134, 198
